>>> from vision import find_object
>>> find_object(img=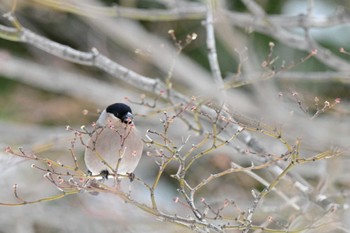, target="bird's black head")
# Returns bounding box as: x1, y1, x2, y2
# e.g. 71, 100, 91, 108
106, 103, 133, 124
